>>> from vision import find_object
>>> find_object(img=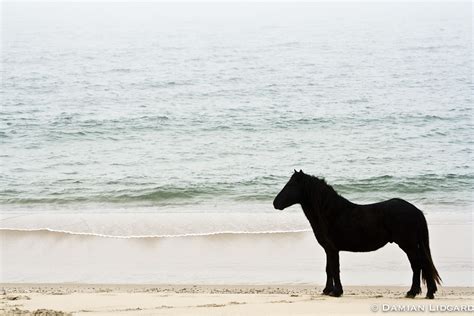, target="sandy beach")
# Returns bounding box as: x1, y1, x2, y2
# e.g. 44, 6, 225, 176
1, 213, 472, 316
1, 284, 473, 315
1, 217, 472, 316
